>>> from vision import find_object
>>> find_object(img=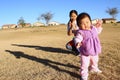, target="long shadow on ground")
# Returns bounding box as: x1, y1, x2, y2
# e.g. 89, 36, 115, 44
12, 44, 77, 55
5, 50, 80, 79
